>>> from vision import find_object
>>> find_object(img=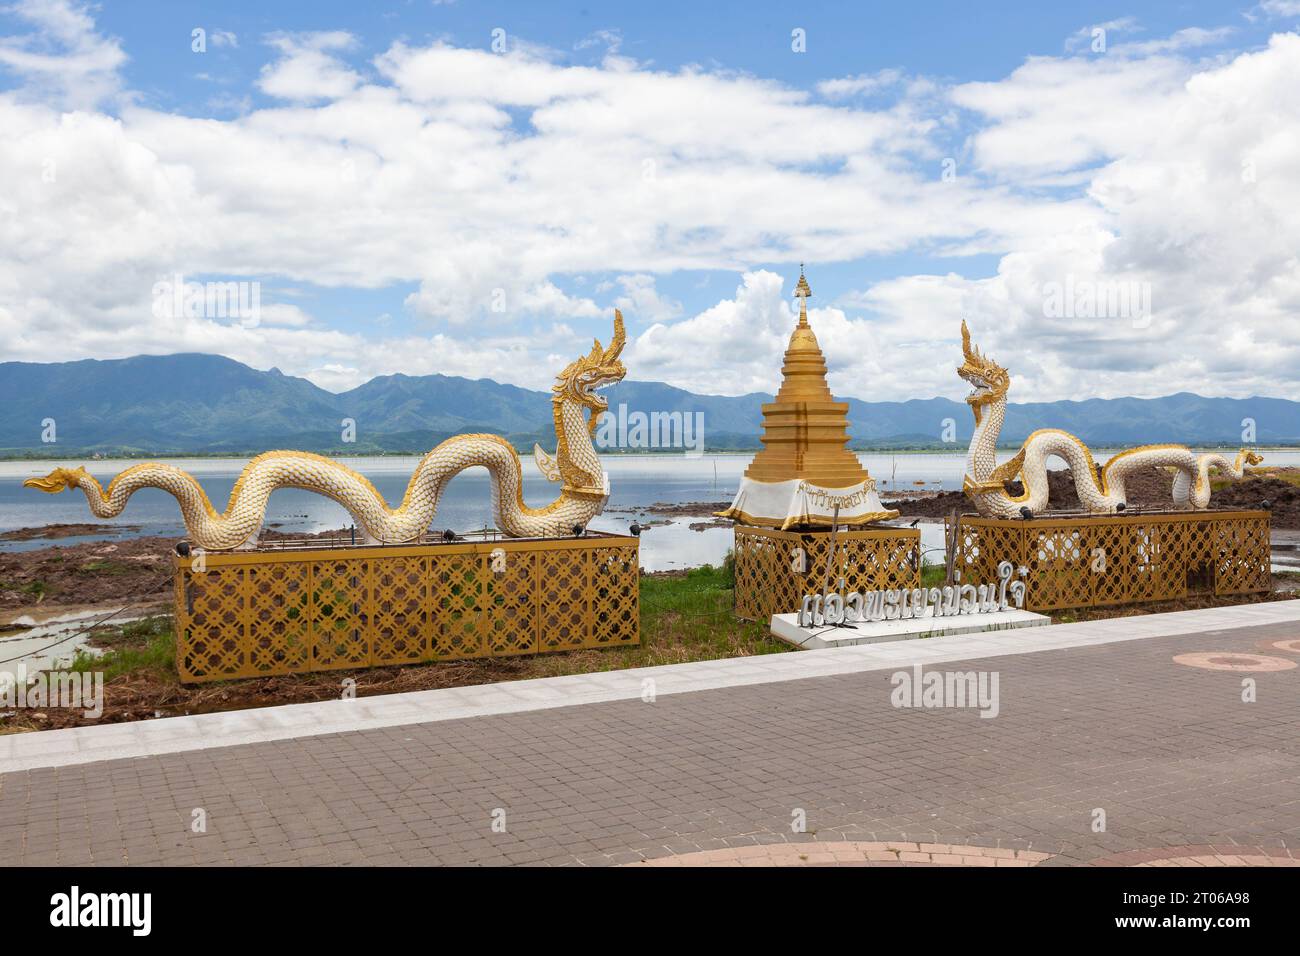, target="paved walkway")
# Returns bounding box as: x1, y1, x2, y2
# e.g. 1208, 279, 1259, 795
1, 603, 1298, 866
6, 598, 1298, 773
